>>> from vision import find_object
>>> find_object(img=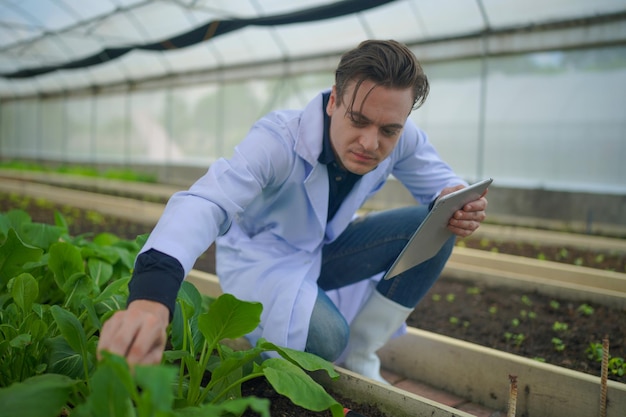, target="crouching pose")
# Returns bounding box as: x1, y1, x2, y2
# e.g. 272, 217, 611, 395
98, 39, 488, 383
